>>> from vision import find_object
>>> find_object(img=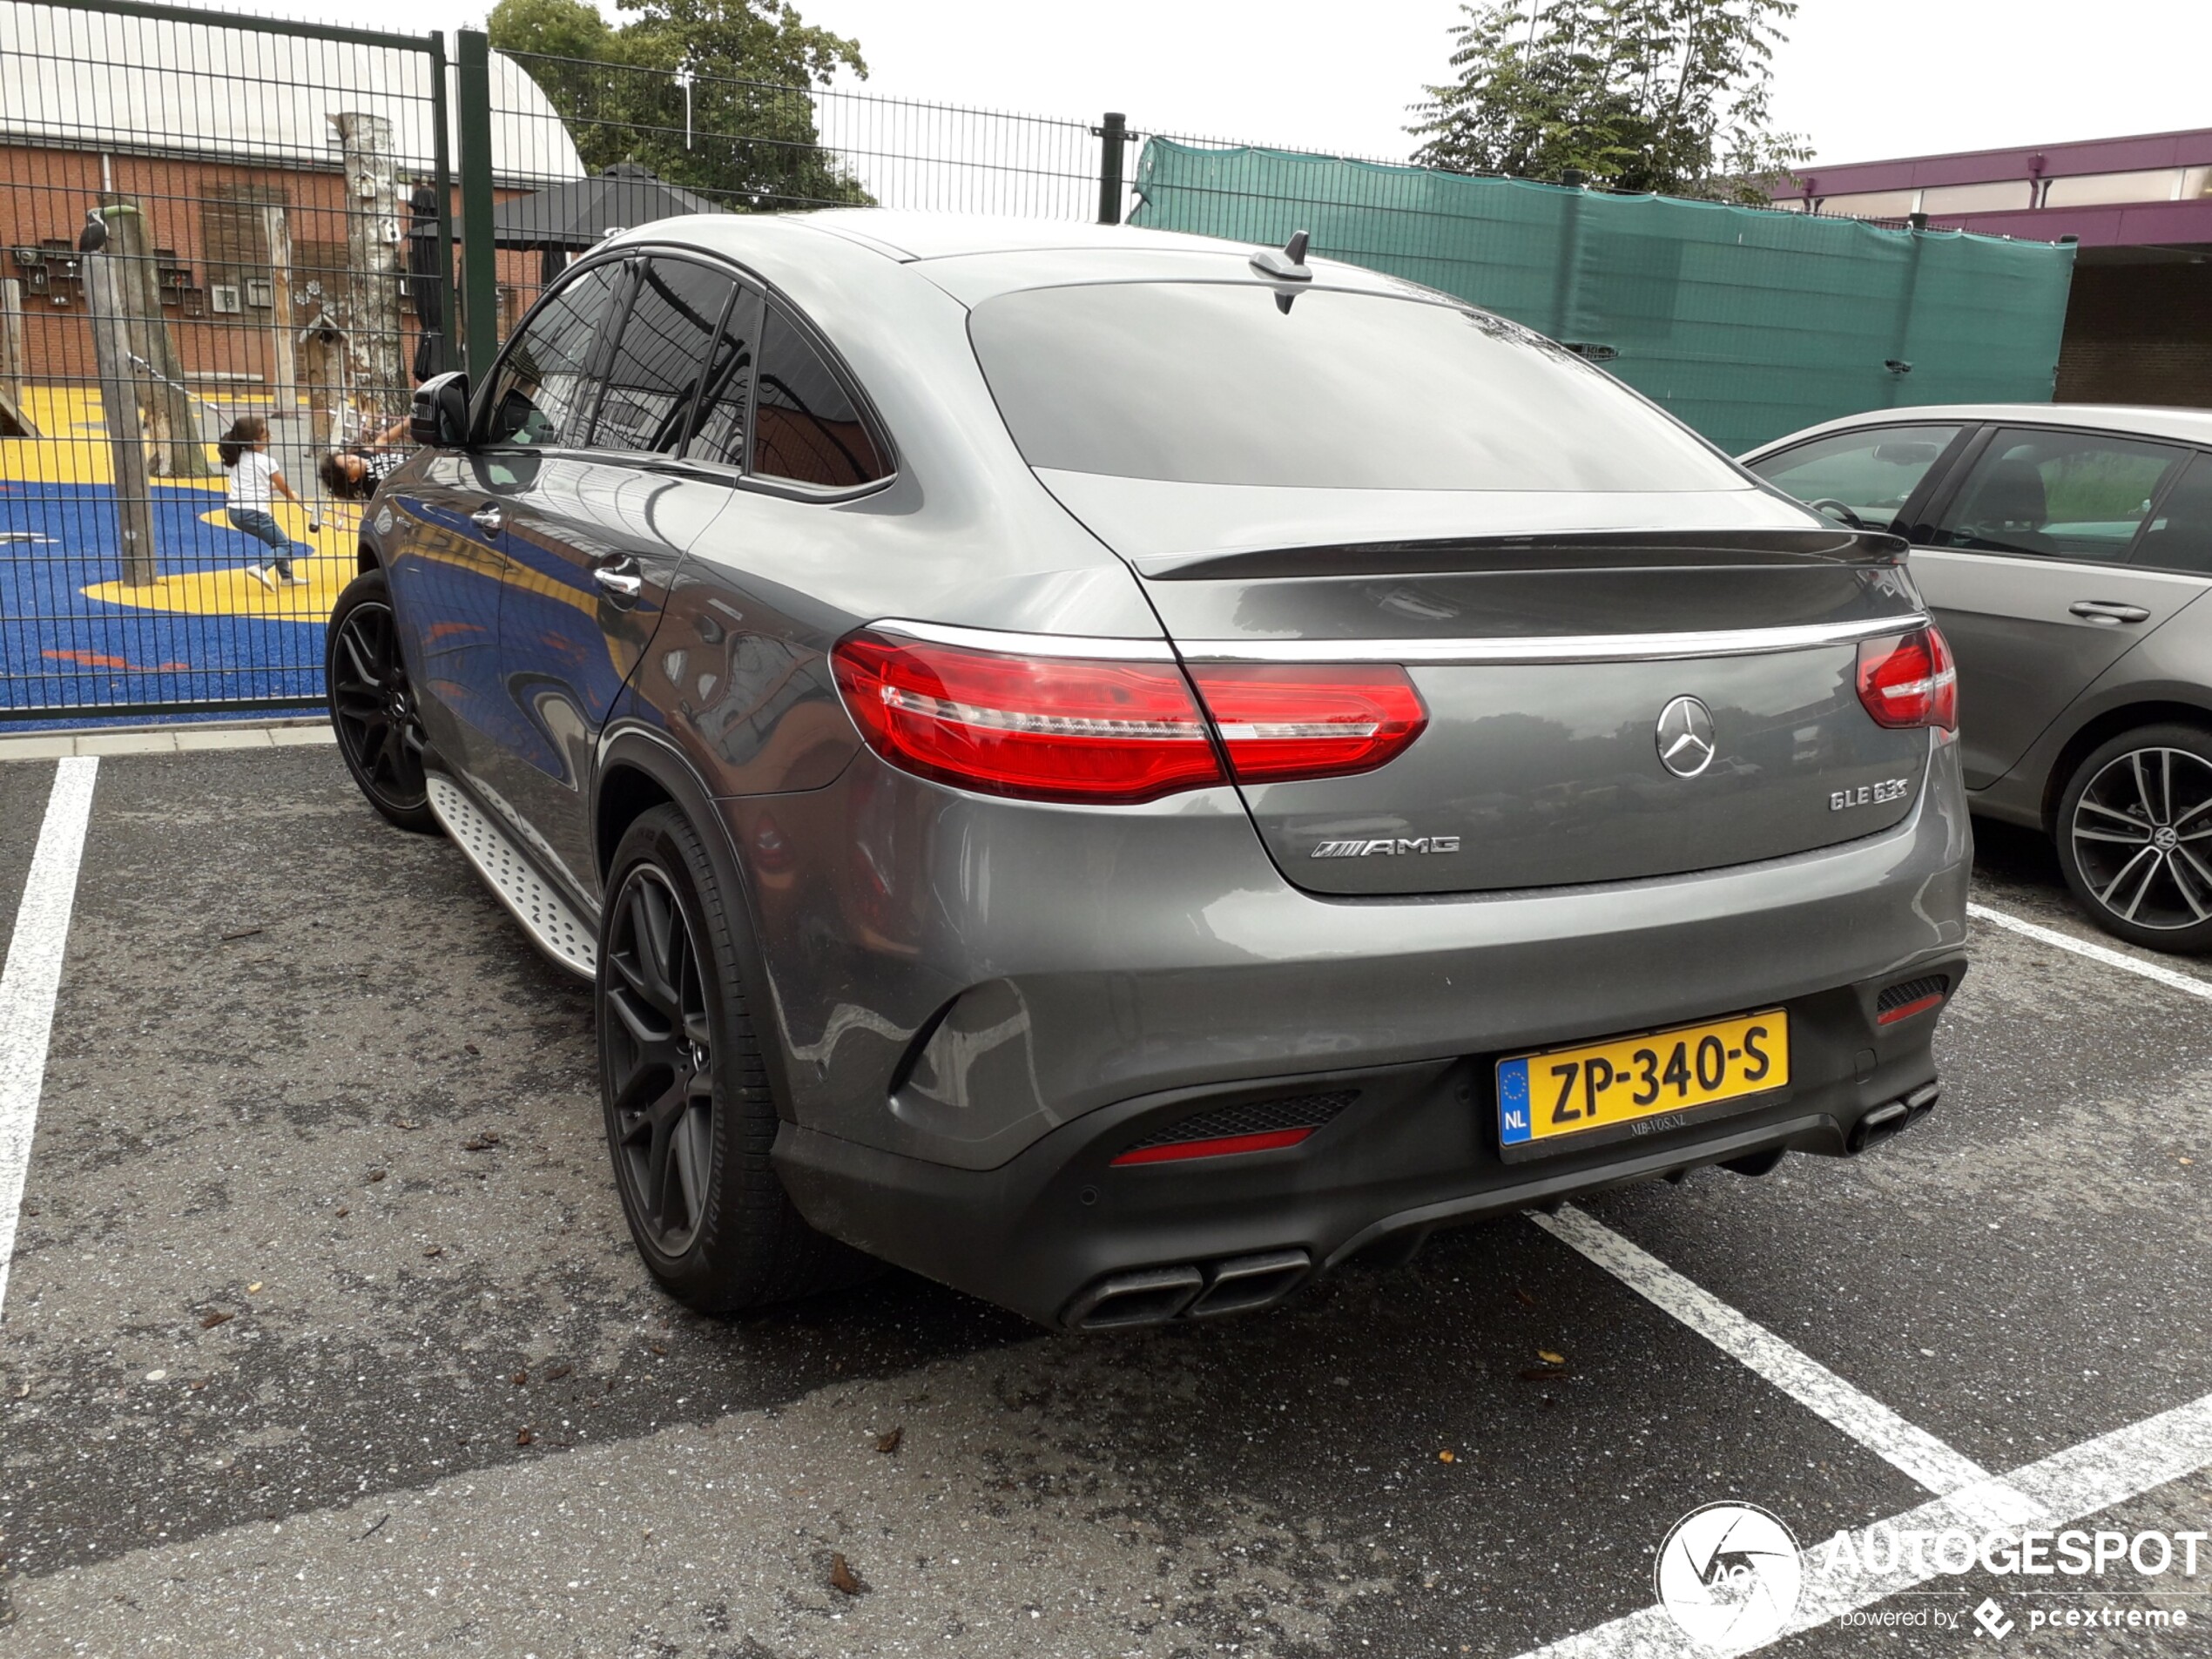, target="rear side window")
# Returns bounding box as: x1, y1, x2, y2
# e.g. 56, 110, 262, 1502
752, 309, 888, 489
1930, 428, 2189, 563
591, 257, 738, 455
2133, 452, 2212, 575
482, 263, 624, 448
966, 282, 1740, 492
685, 287, 766, 469
1747, 425, 1959, 533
